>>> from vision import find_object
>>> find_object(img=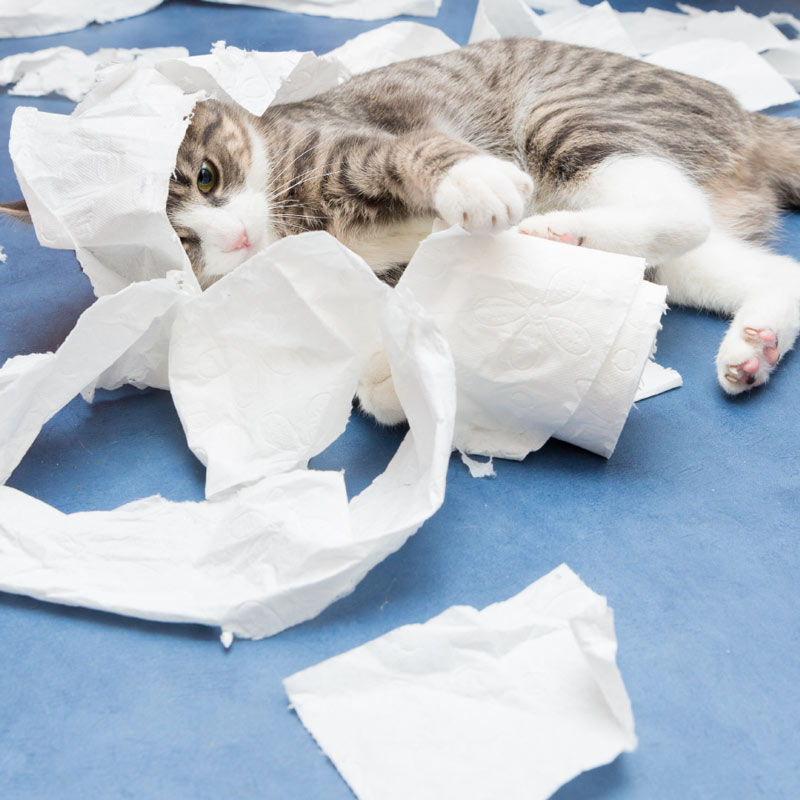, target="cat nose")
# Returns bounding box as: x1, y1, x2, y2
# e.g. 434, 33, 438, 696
225, 230, 250, 252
